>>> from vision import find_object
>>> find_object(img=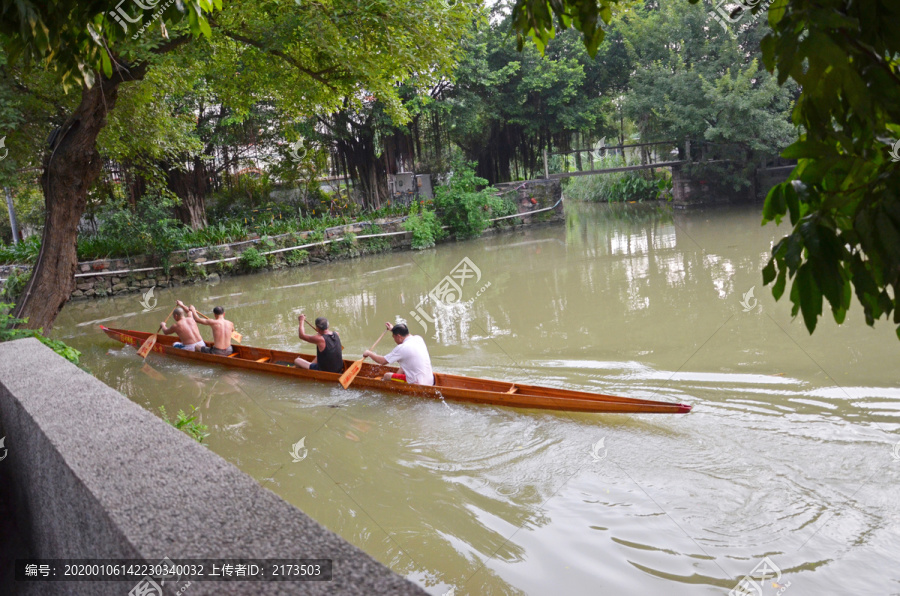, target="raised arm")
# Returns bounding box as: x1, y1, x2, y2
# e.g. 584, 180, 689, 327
190, 305, 211, 326
298, 314, 325, 349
